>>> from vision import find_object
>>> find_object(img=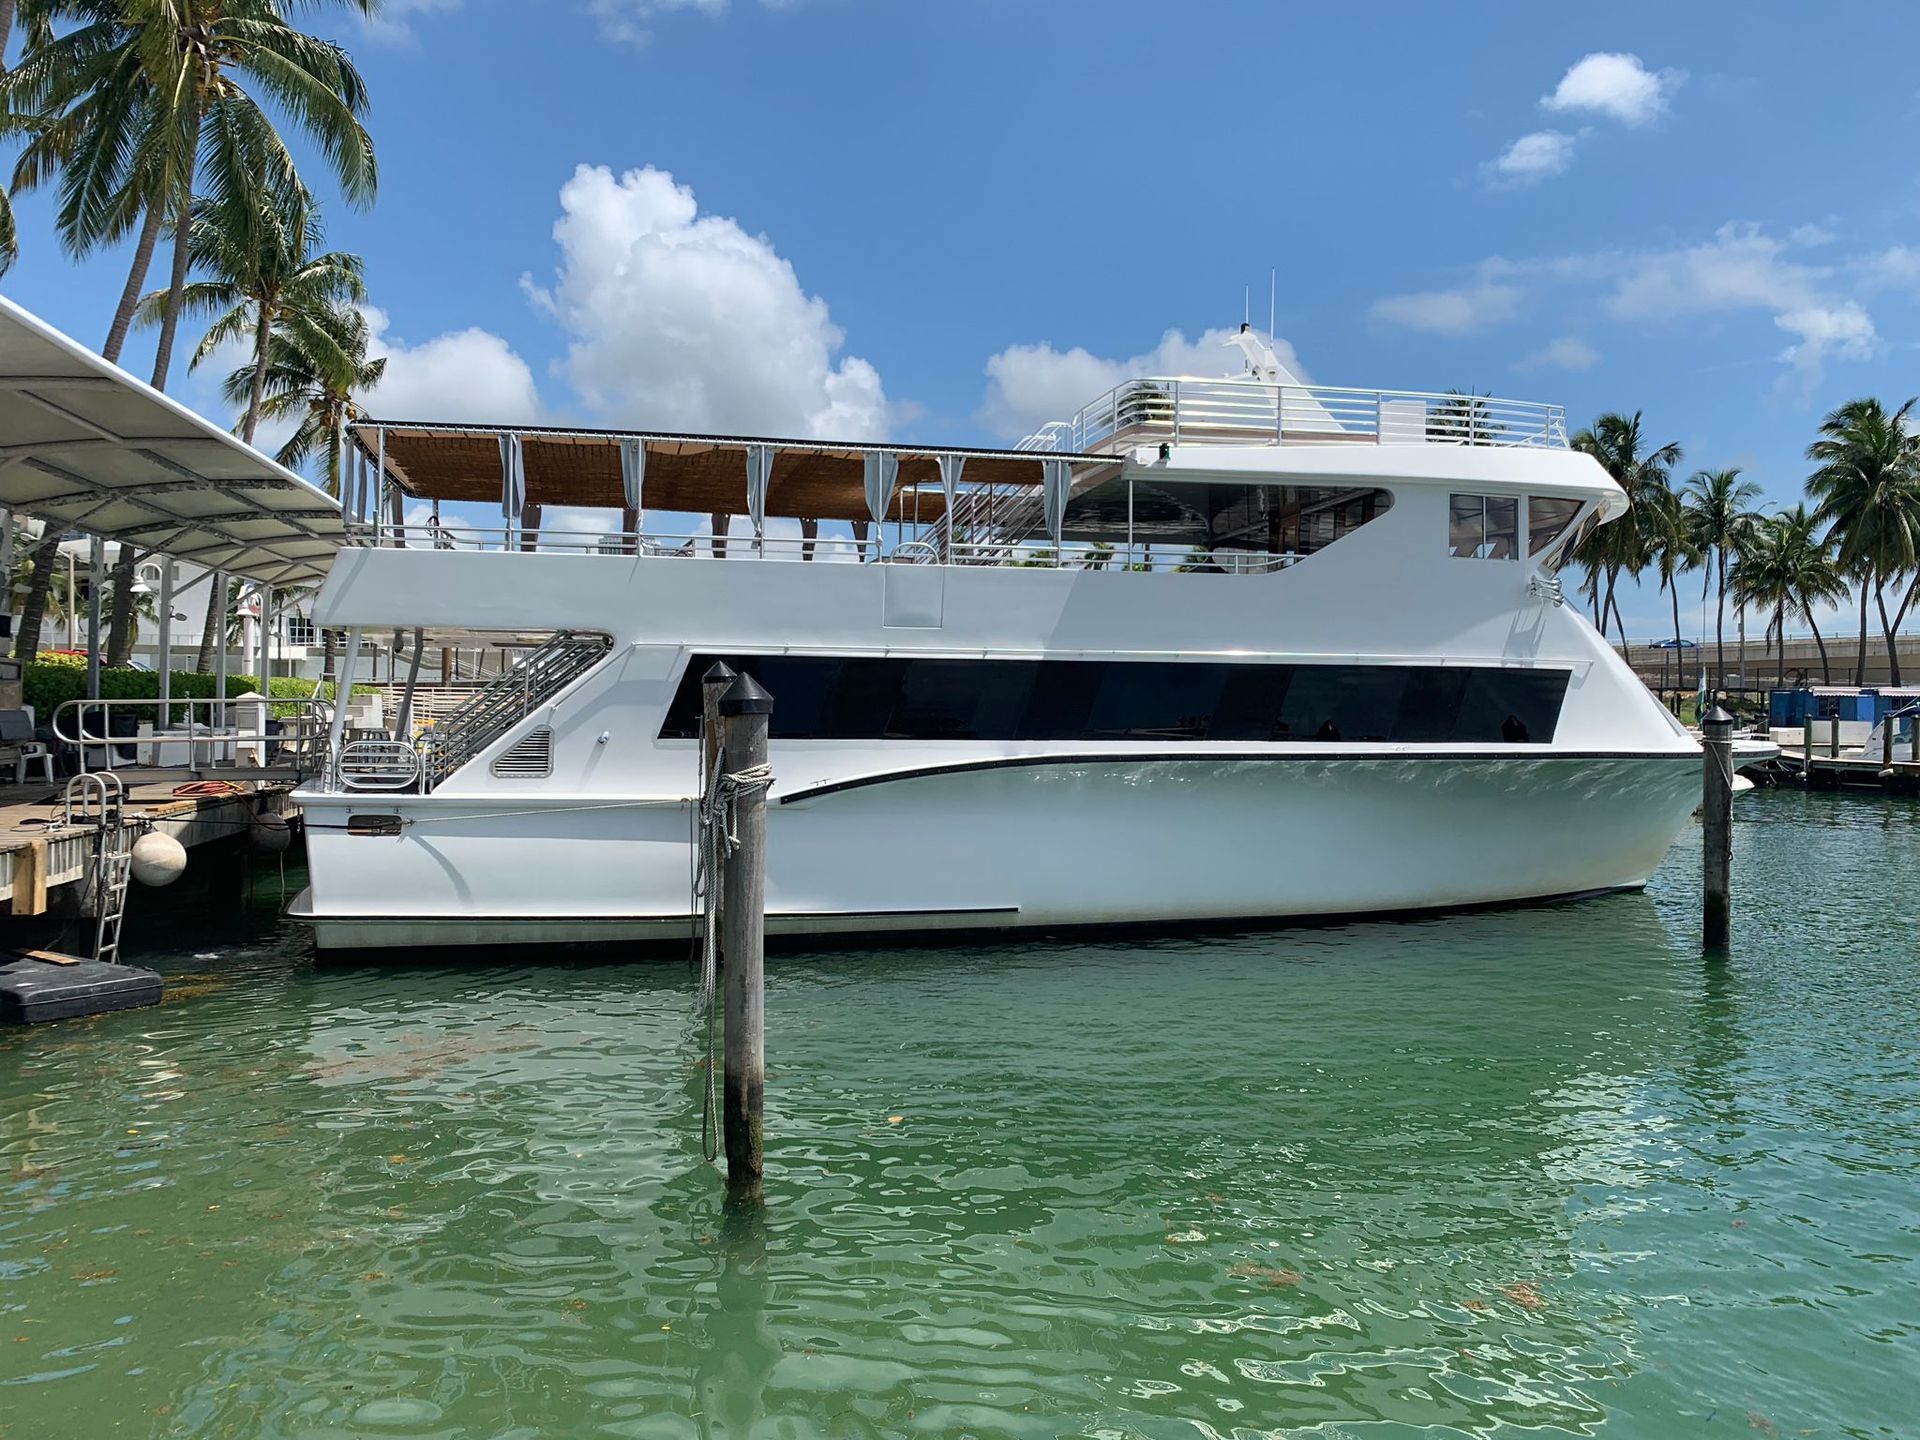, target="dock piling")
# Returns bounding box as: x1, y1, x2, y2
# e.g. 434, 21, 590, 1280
1802, 718, 1814, 781
719, 672, 773, 1199
1702, 706, 1734, 949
